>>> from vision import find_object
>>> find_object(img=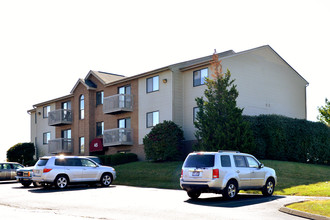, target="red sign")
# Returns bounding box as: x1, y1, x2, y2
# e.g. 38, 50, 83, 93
89, 138, 103, 152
